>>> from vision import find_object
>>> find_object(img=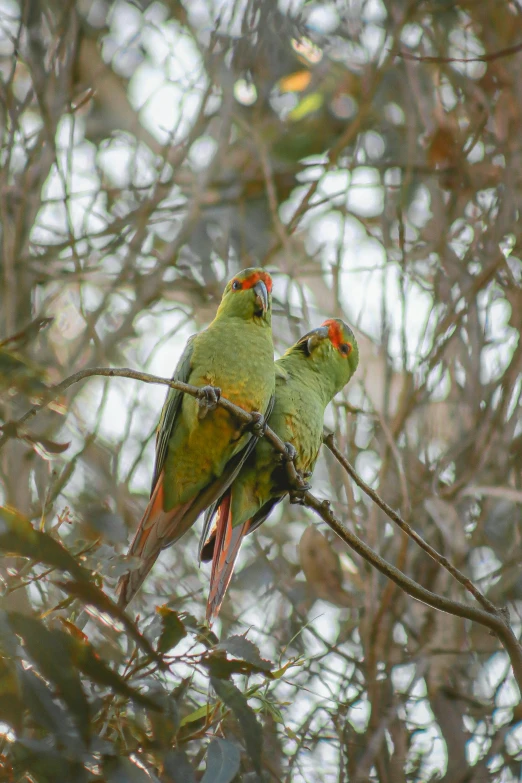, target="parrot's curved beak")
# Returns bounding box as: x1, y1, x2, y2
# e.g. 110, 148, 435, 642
305, 325, 329, 355
253, 280, 269, 315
